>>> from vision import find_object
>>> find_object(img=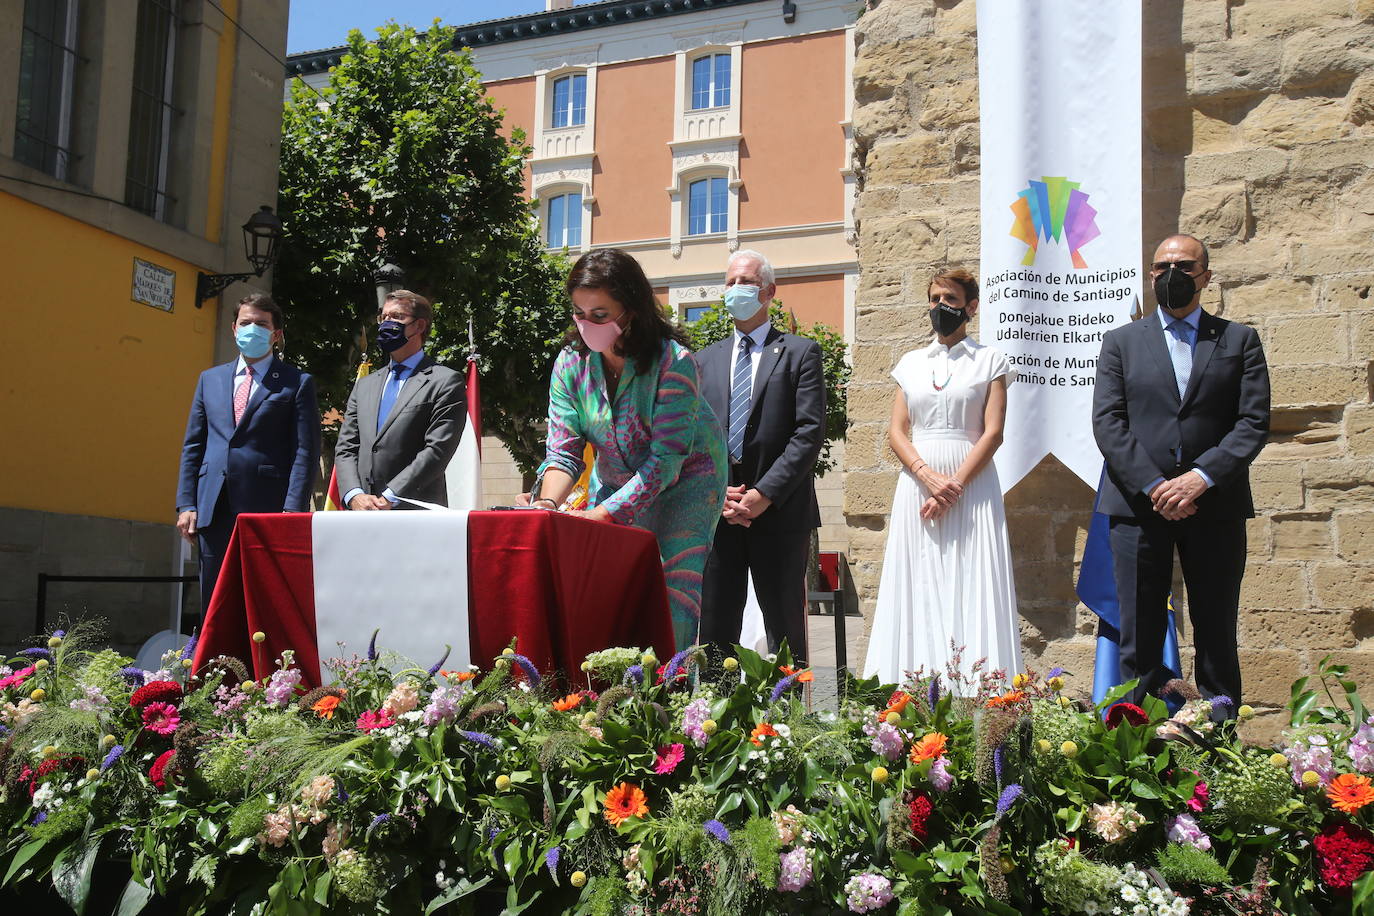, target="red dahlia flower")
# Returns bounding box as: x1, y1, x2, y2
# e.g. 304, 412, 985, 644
1314, 822, 1374, 894
1105, 702, 1149, 729
130, 680, 183, 709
